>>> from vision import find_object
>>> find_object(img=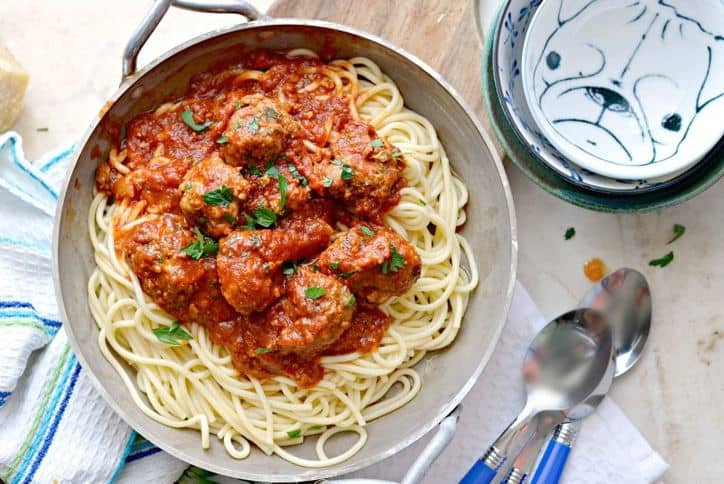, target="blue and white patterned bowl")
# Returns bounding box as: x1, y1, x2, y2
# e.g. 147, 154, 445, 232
521, 0, 724, 180
490, 0, 718, 193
